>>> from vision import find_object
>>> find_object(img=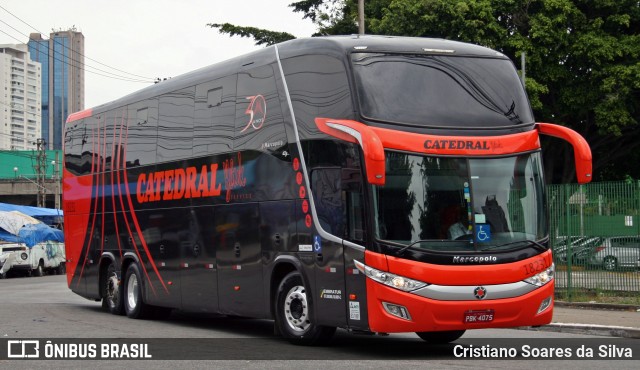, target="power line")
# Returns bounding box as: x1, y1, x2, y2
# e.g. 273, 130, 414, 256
0, 4, 157, 81
0, 5, 154, 83
0, 27, 154, 83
